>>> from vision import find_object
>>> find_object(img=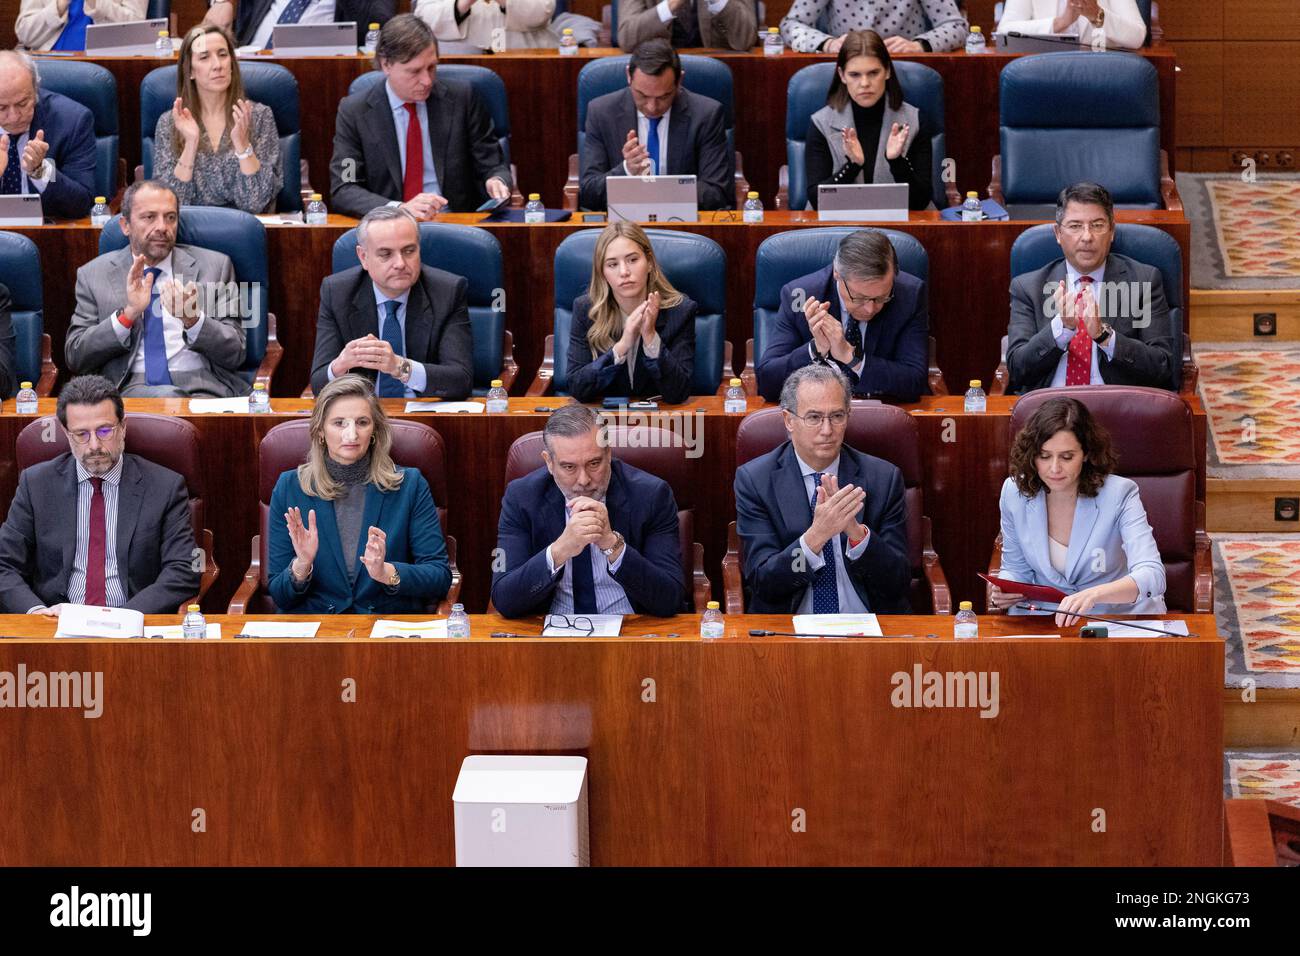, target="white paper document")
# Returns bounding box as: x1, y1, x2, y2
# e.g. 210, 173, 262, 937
1102, 619, 1190, 638
257, 213, 305, 225
143, 623, 223, 640
369, 619, 449, 639
543, 614, 623, 637
792, 614, 882, 637
55, 605, 144, 638
404, 401, 485, 414
237, 621, 321, 638
985, 633, 1061, 639
189, 397, 250, 414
